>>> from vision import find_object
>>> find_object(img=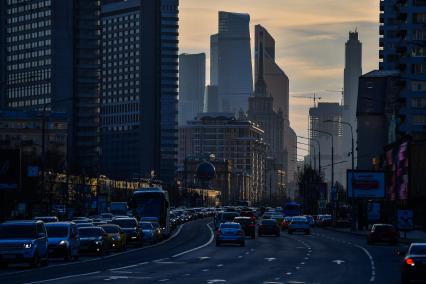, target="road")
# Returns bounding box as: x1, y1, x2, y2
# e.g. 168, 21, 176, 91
0, 218, 406, 284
